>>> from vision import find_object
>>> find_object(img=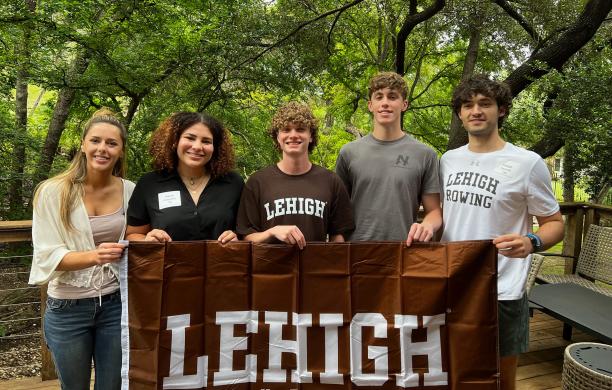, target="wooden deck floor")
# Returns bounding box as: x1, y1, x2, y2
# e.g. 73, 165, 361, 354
516, 310, 595, 390
0, 311, 597, 390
